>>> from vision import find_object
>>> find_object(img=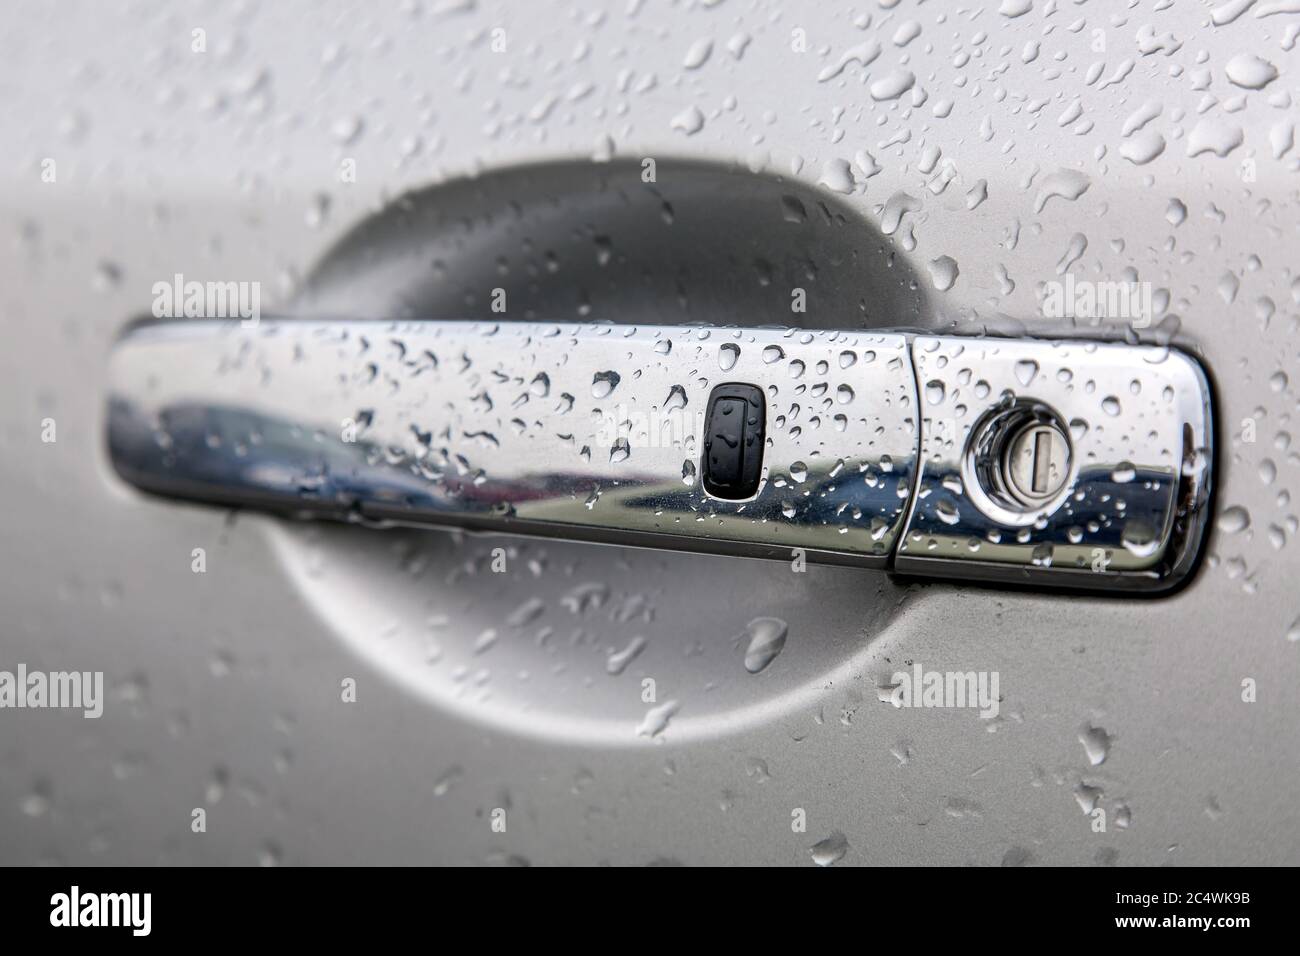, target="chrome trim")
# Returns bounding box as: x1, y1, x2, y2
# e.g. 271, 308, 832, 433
895, 336, 1213, 592
106, 320, 1213, 591
107, 319, 920, 568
